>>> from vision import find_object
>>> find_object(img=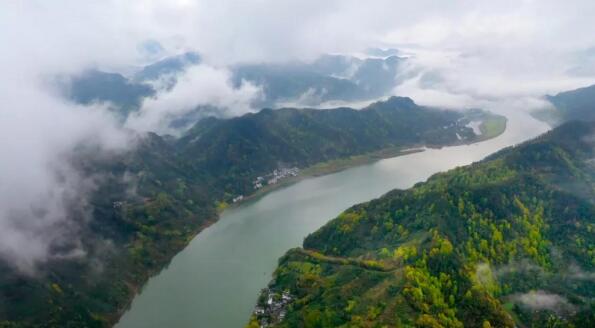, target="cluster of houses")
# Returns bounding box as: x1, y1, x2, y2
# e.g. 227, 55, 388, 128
253, 167, 300, 190
252, 288, 293, 327
232, 167, 301, 205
